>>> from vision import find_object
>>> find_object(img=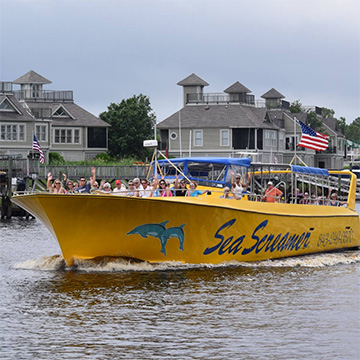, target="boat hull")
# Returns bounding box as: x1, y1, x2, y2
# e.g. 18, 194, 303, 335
12, 193, 360, 266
